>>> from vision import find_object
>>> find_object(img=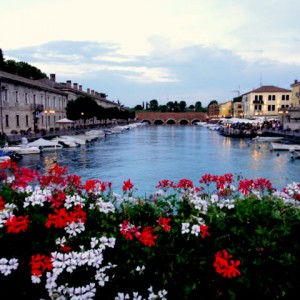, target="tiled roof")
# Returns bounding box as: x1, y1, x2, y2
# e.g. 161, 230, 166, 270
0, 70, 67, 95
248, 85, 291, 93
